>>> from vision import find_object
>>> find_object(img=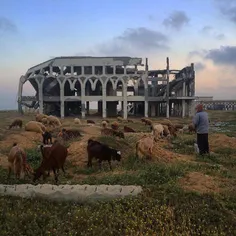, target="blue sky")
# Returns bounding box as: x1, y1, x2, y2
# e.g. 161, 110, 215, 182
0, 0, 235, 109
